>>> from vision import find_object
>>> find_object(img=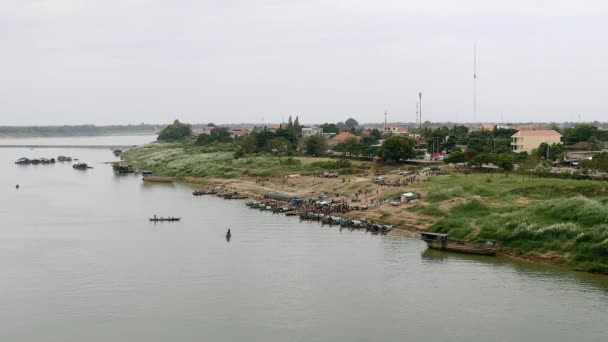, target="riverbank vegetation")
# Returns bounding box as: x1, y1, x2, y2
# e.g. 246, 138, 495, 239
124, 141, 369, 178
412, 174, 608, 273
